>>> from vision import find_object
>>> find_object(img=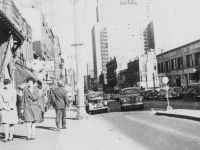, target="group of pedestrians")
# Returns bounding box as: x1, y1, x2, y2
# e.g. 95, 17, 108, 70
0, 77, 70, 142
